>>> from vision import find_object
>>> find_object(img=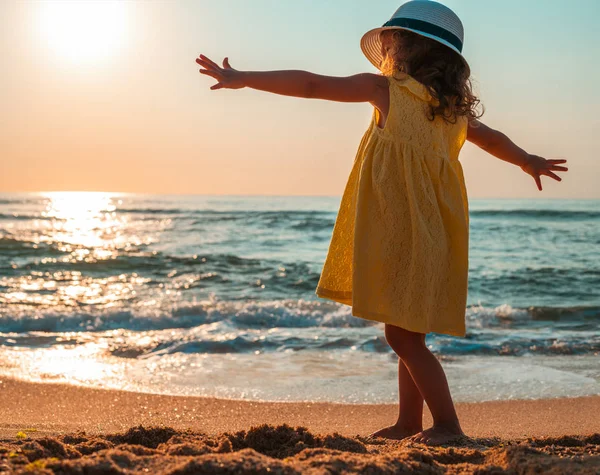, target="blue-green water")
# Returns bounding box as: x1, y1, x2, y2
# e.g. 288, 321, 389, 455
0, 192, 598, 402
